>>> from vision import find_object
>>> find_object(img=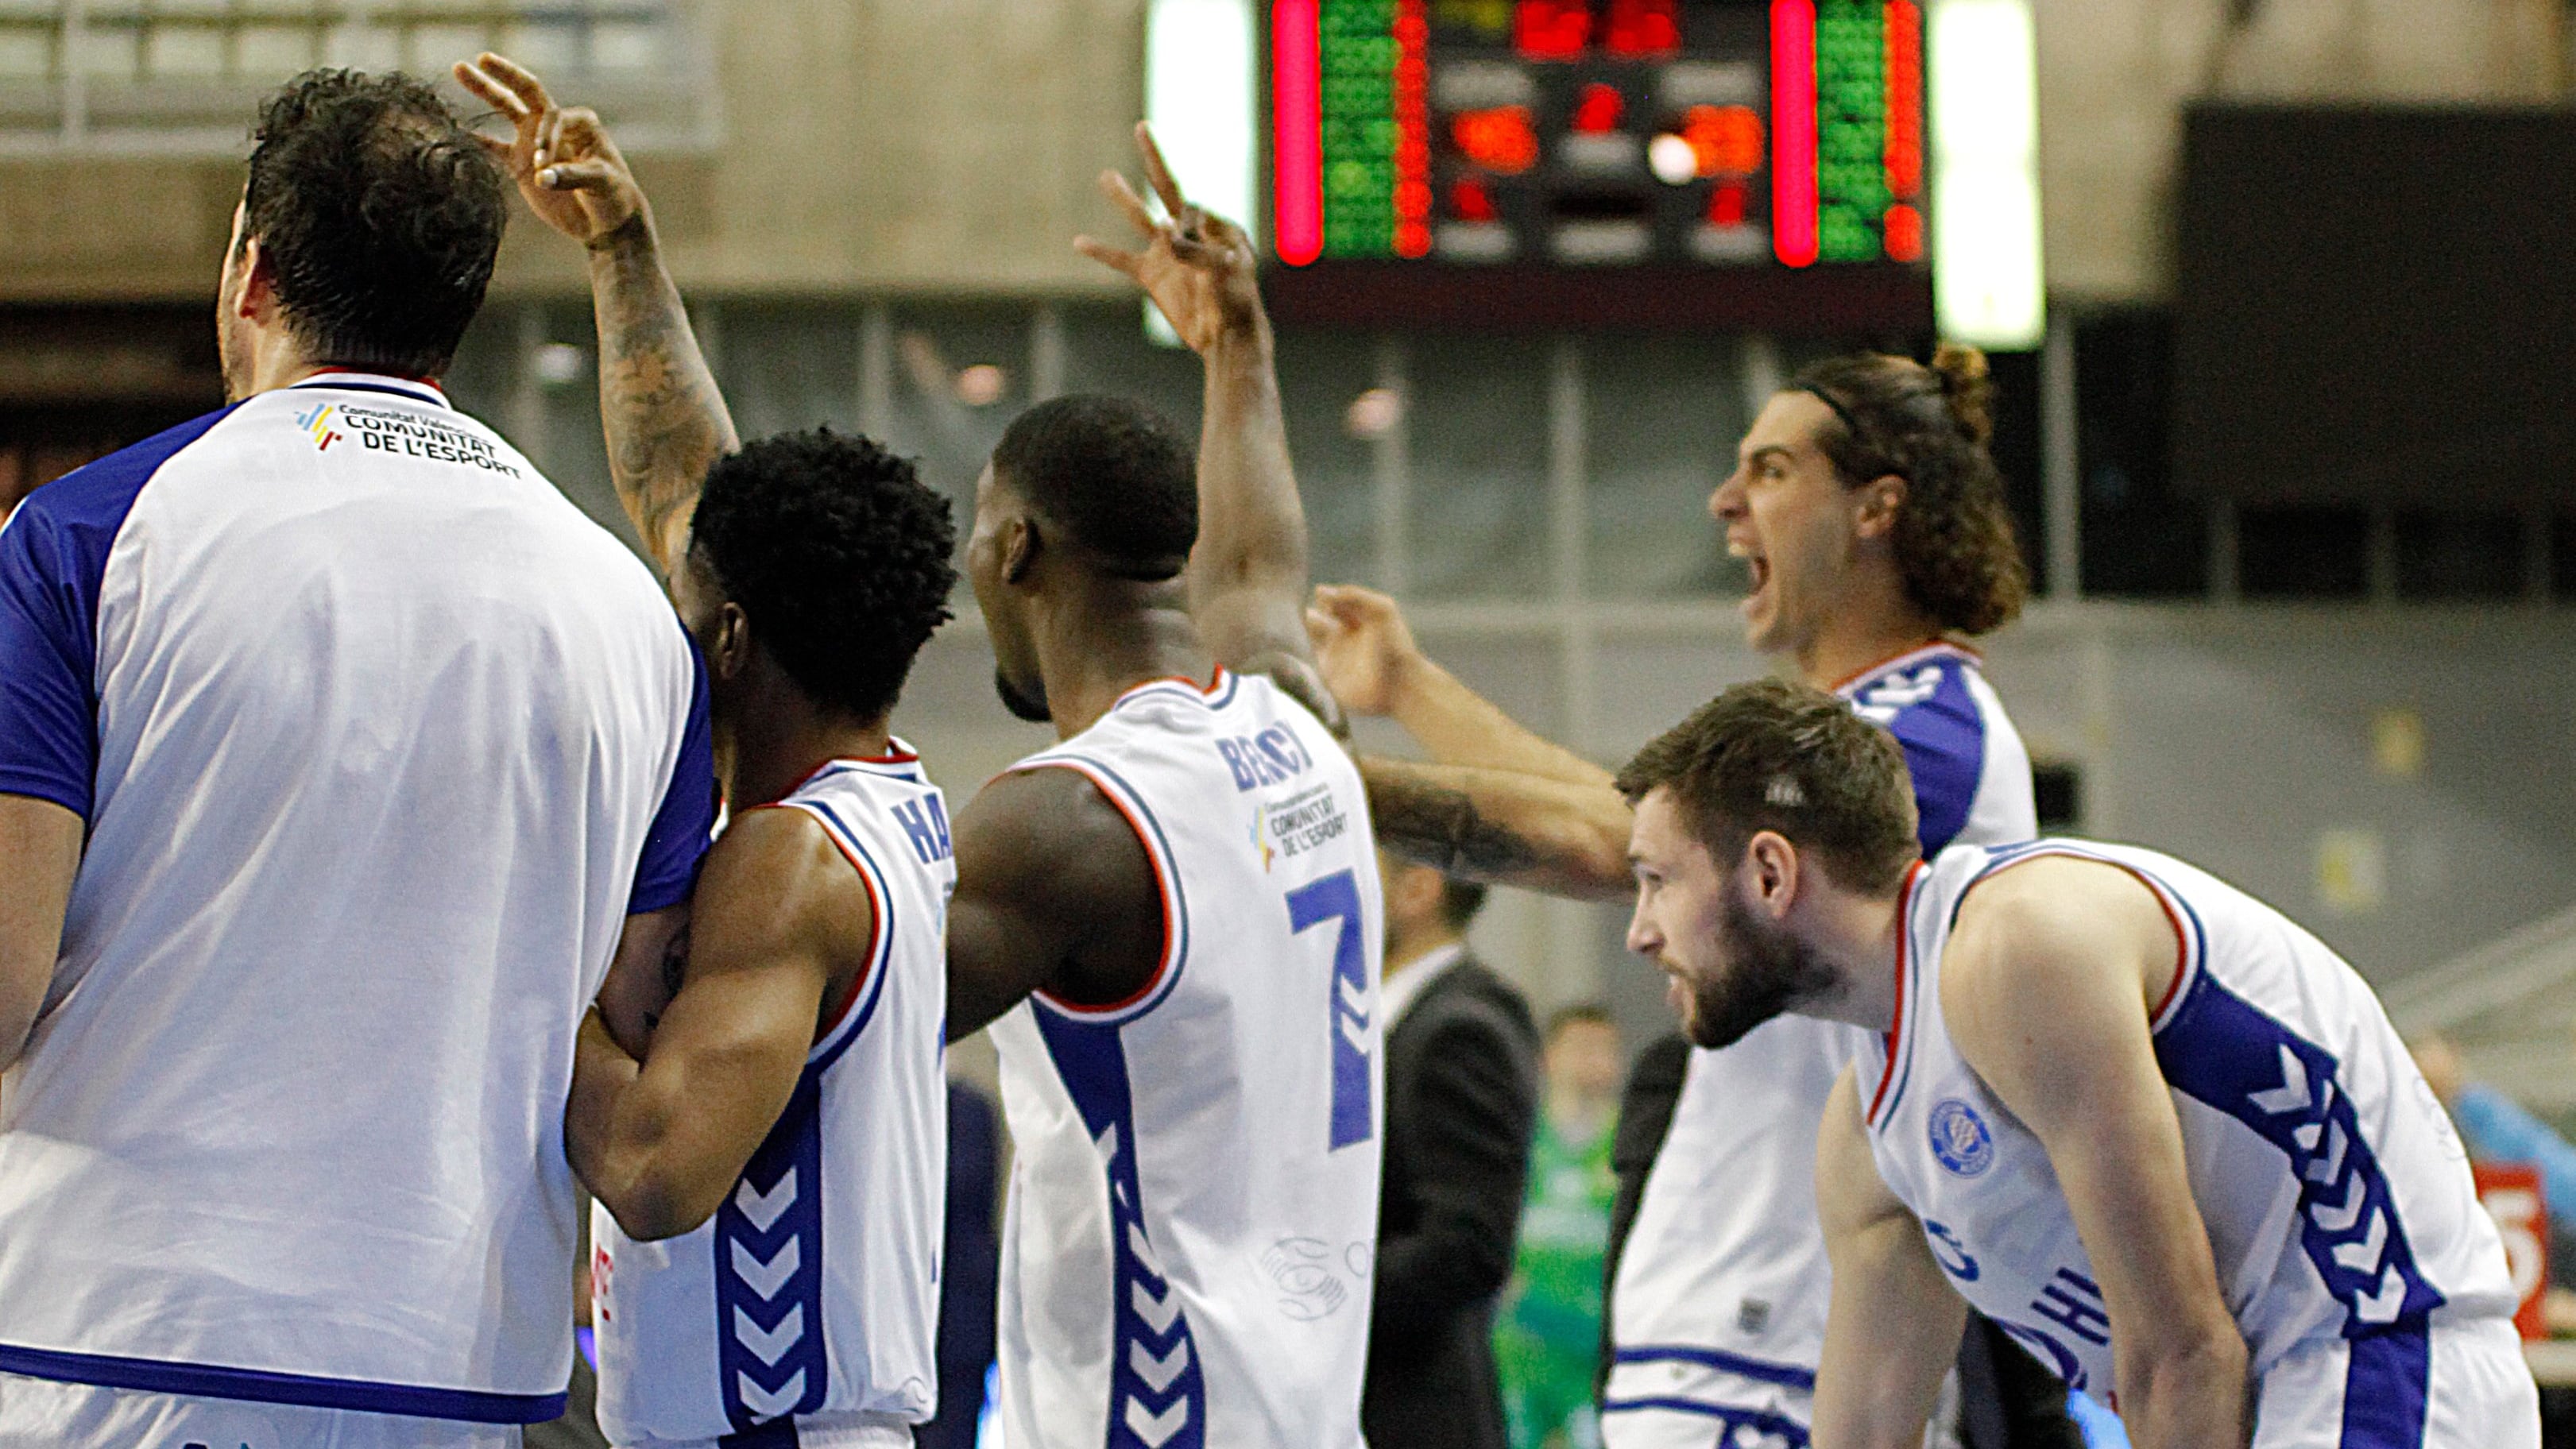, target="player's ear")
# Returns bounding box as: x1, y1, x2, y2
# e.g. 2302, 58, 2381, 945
1851, 473, 1906, 543
1743, 830, 1799, 919
709, 601, 753, 680
235, 236, 280, 323
1000, 516, 1042, 586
